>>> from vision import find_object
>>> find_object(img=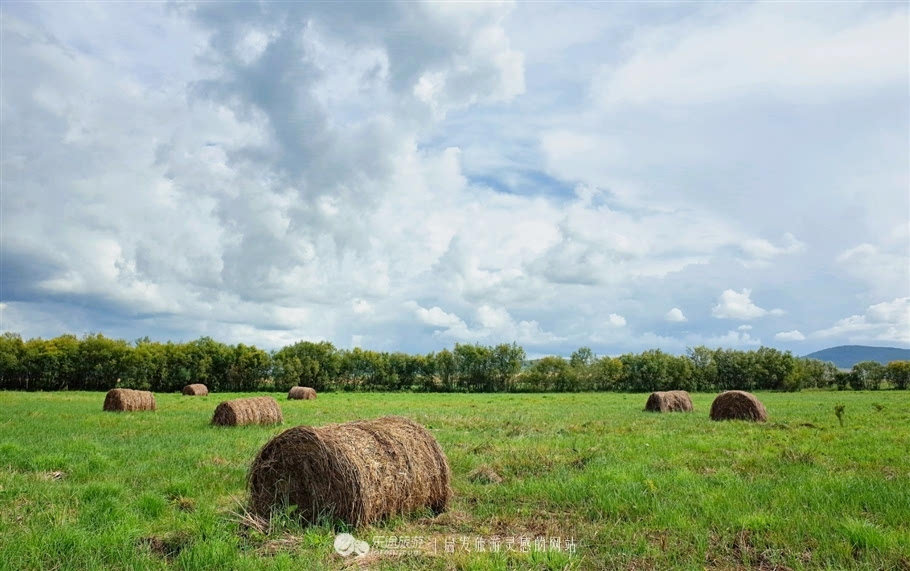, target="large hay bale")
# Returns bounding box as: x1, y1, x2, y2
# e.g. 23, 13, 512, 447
710, 390, 768, 422
212, 396, 283, 427
103, 389, 156, 412
182, 383, 209, 396
287, 386, 317, 400
248, 416, 451, 526
645, 390, 694, 413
